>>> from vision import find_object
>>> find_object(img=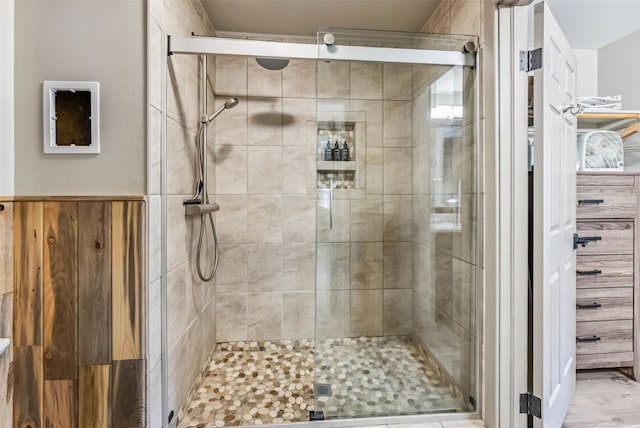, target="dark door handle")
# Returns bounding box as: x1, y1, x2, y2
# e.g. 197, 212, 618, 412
576, 269, 602, 276
574, 234, 602, 249
578, 199, 604, 205
576, 335, 601, 342
576, 302, 602, 309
